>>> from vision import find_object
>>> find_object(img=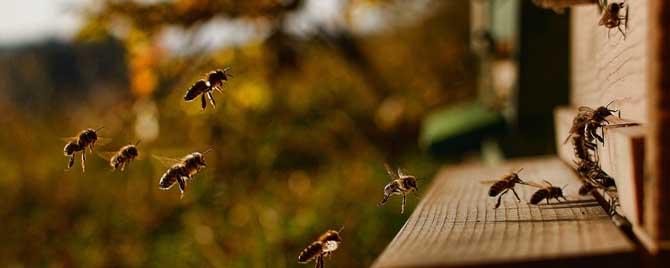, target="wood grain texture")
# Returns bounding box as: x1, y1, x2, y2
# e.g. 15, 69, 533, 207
554, 106, 644, 225
645, 0, 670, 248
371, 157, 635, 268
571, 0, 648, 123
